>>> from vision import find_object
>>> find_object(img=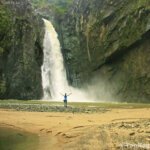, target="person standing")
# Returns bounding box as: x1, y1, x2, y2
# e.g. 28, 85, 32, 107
61, 93, 72, 108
